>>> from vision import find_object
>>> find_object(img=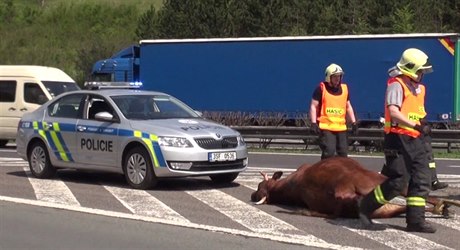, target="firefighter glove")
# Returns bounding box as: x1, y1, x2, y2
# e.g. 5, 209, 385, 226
311, 123, 321, 135
352, 122, 359, 135
419, 118, 431, 135
414, 123, 431, 135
